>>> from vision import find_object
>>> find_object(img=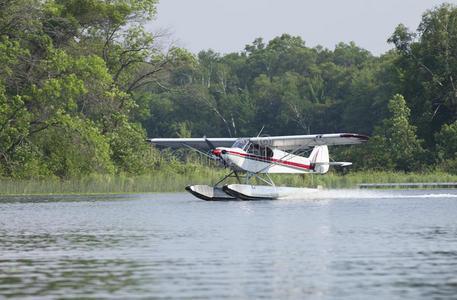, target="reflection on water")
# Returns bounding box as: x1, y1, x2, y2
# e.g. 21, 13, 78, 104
1, 190, 457, 299
0, 258, 144, 298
